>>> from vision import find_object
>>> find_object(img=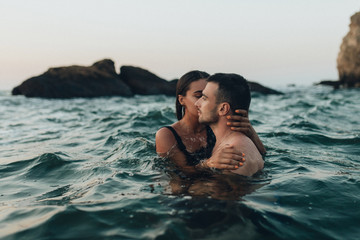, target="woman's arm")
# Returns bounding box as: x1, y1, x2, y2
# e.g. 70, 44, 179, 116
155, 128, 245, 174
226, 109, 266, 155
247, 125, 266, 155
156, 127, 198, 174
196, 144, 245, 171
